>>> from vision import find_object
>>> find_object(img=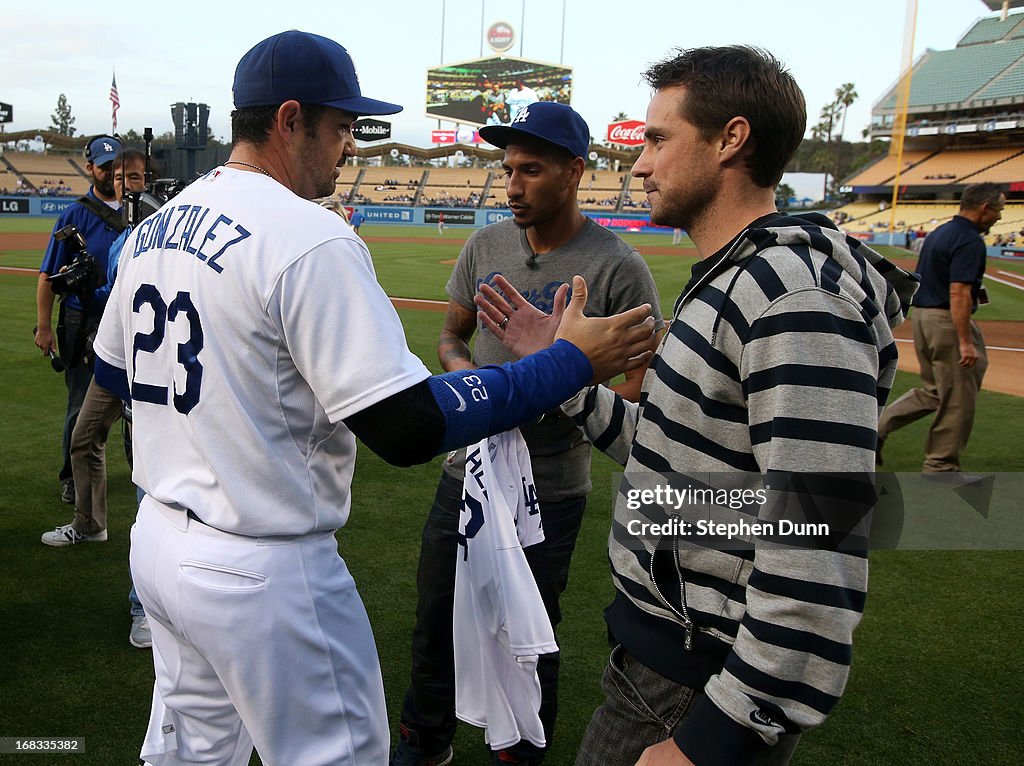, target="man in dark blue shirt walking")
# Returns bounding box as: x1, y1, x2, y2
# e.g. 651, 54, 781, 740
877, 182, 1004, 473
